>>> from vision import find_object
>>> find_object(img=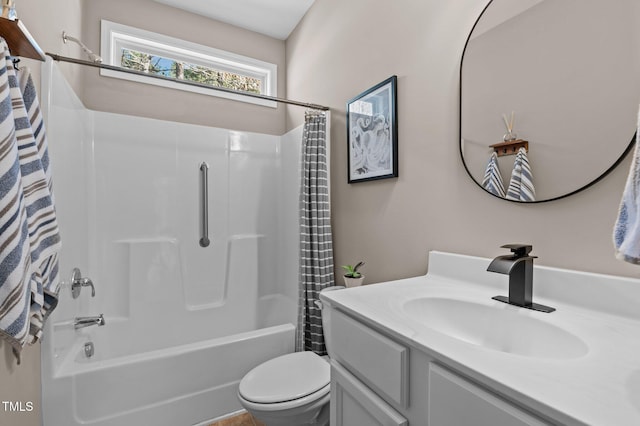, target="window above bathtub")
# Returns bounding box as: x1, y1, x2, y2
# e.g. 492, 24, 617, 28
100, 20, 277, 107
